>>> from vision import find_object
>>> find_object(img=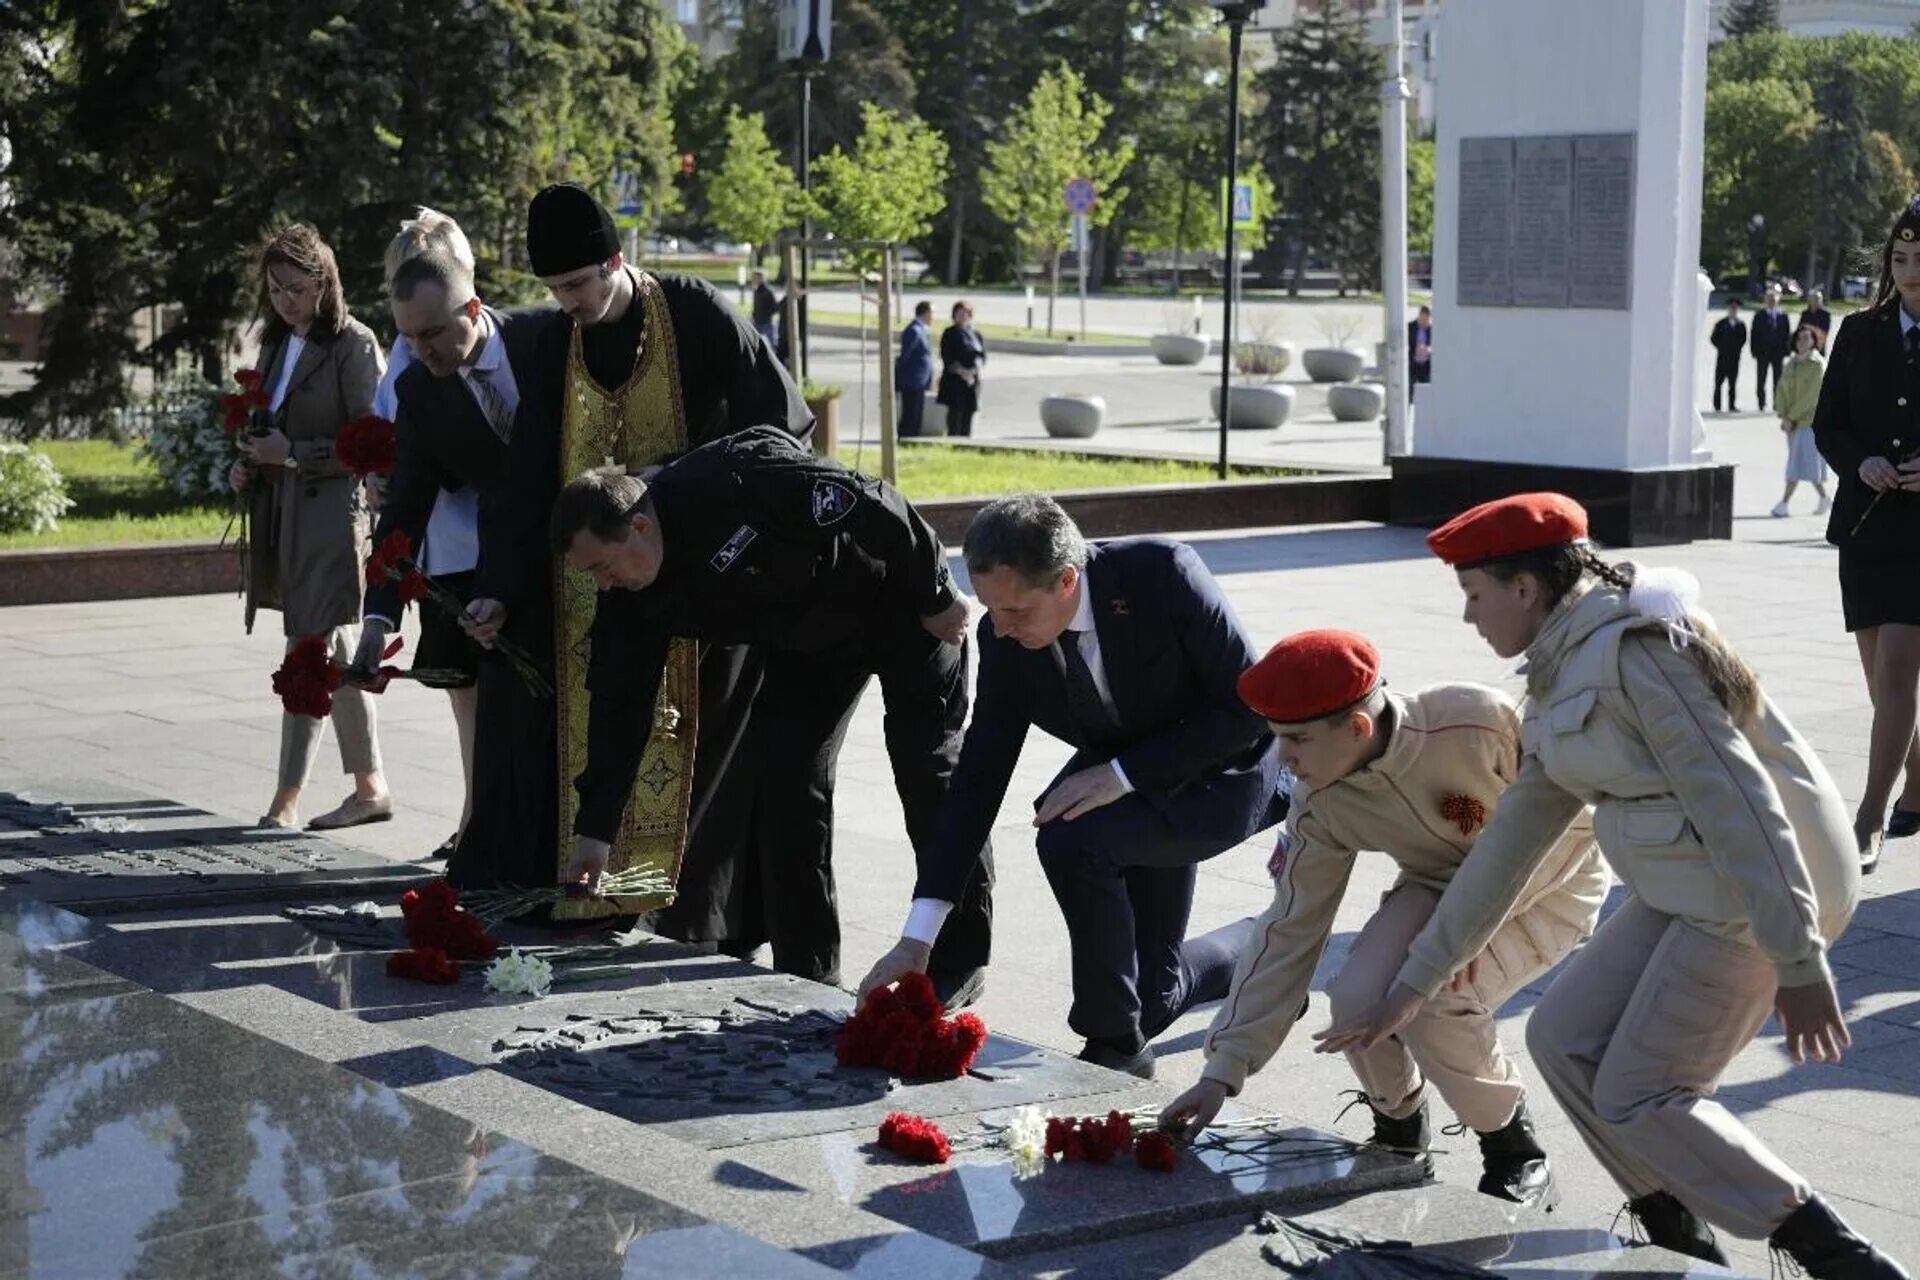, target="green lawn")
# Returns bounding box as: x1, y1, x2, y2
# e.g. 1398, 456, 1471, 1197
837, 440, 1291, 498
811, 309, 1148, 347
2, 440, 230, 551
5, 438, 1287, 552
